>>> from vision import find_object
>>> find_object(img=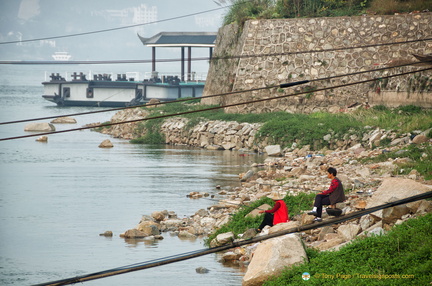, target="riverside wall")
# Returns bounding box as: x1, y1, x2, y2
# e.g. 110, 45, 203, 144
158, 116, 430, 152
202, 13, 432, 113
